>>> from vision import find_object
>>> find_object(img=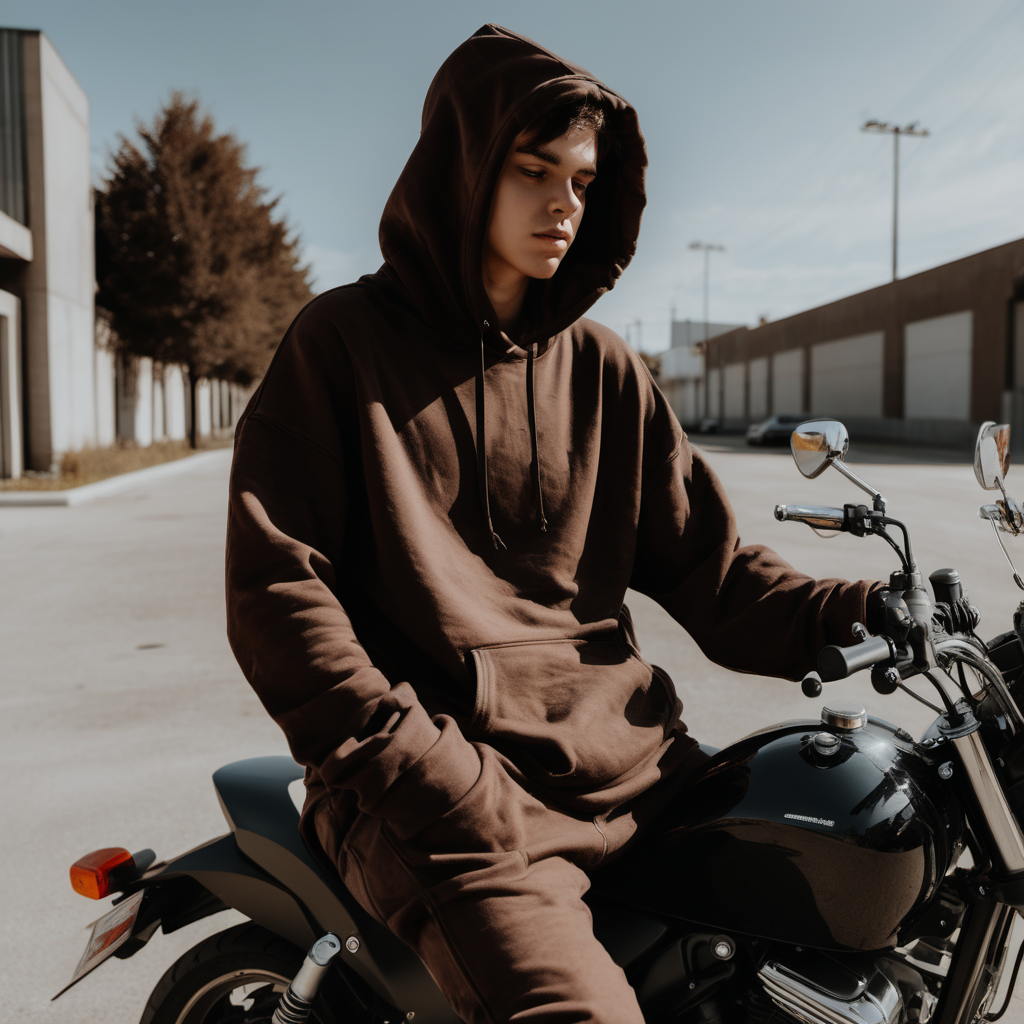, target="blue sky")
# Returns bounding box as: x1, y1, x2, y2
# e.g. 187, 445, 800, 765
5, 0, 1023, 351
